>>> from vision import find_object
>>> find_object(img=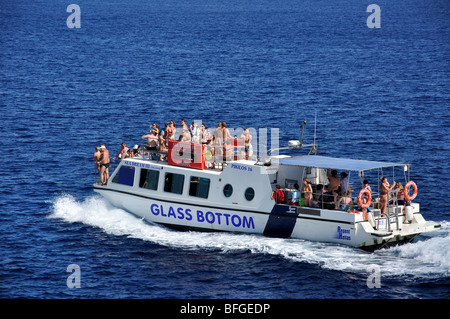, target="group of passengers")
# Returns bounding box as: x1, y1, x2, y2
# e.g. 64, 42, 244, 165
271, 169, 405, 216
271, 170, 351, 211
94, 120, 254, 183
140, 119, 253, 165
94, 142, 141, 185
